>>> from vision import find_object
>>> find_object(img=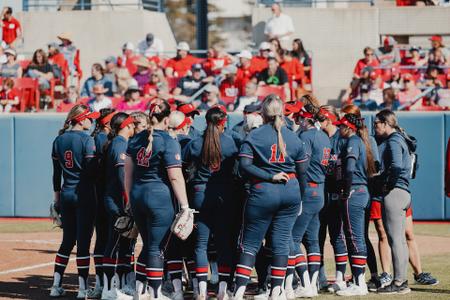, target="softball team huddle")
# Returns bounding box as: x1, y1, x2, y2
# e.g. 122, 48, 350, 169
50, 94, 437, 300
